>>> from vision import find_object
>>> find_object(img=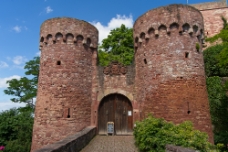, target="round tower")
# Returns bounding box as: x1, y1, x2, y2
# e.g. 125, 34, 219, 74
134, 4, 213, 141
31, 18, 98, 151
